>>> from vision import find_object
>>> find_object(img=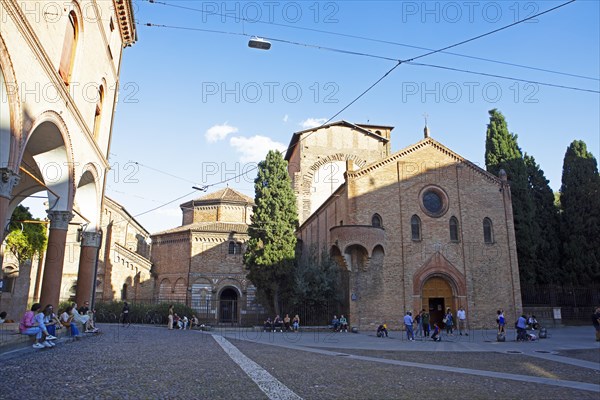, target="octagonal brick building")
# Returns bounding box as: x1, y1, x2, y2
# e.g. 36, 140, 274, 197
150, 188, 259, 324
